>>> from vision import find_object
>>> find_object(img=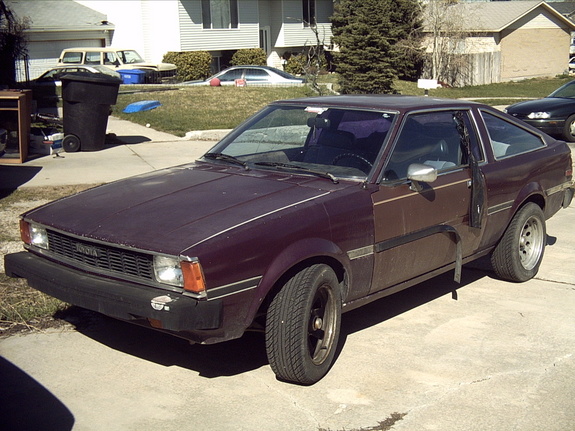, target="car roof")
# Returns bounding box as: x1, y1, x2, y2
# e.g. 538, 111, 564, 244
273, 94, 483, 112
224, 65, 287, 73
61, 47, 137, 52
